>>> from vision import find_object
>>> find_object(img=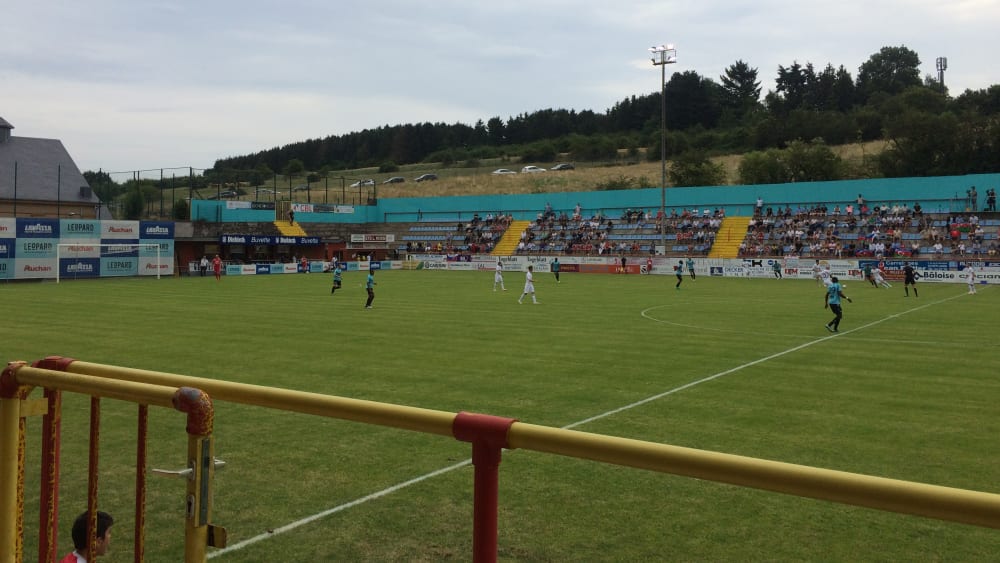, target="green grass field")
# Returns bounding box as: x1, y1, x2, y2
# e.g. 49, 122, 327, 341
5, 270, 999, 561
